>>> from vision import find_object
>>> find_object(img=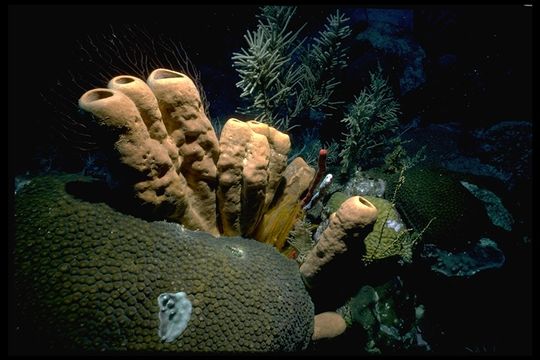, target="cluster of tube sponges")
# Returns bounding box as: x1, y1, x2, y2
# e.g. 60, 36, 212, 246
79, 67, 383, 288
79, 69, 315, 241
